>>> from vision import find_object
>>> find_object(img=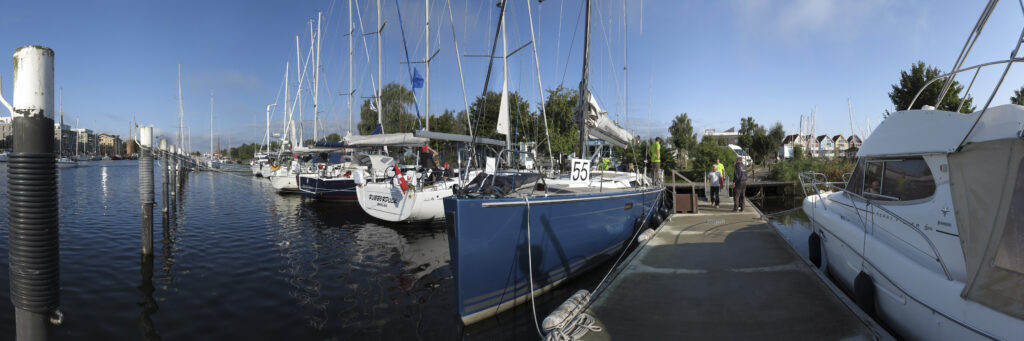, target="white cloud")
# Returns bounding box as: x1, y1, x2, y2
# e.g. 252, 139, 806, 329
730, 0, 893, 45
